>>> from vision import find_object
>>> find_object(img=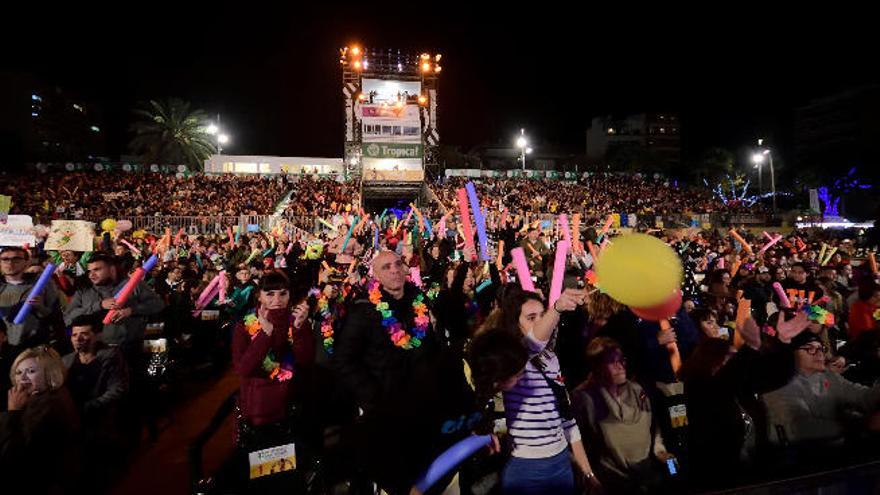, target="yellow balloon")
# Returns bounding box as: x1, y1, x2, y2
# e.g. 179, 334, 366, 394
100, 218, 117, 232
595, 233, 682, 307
